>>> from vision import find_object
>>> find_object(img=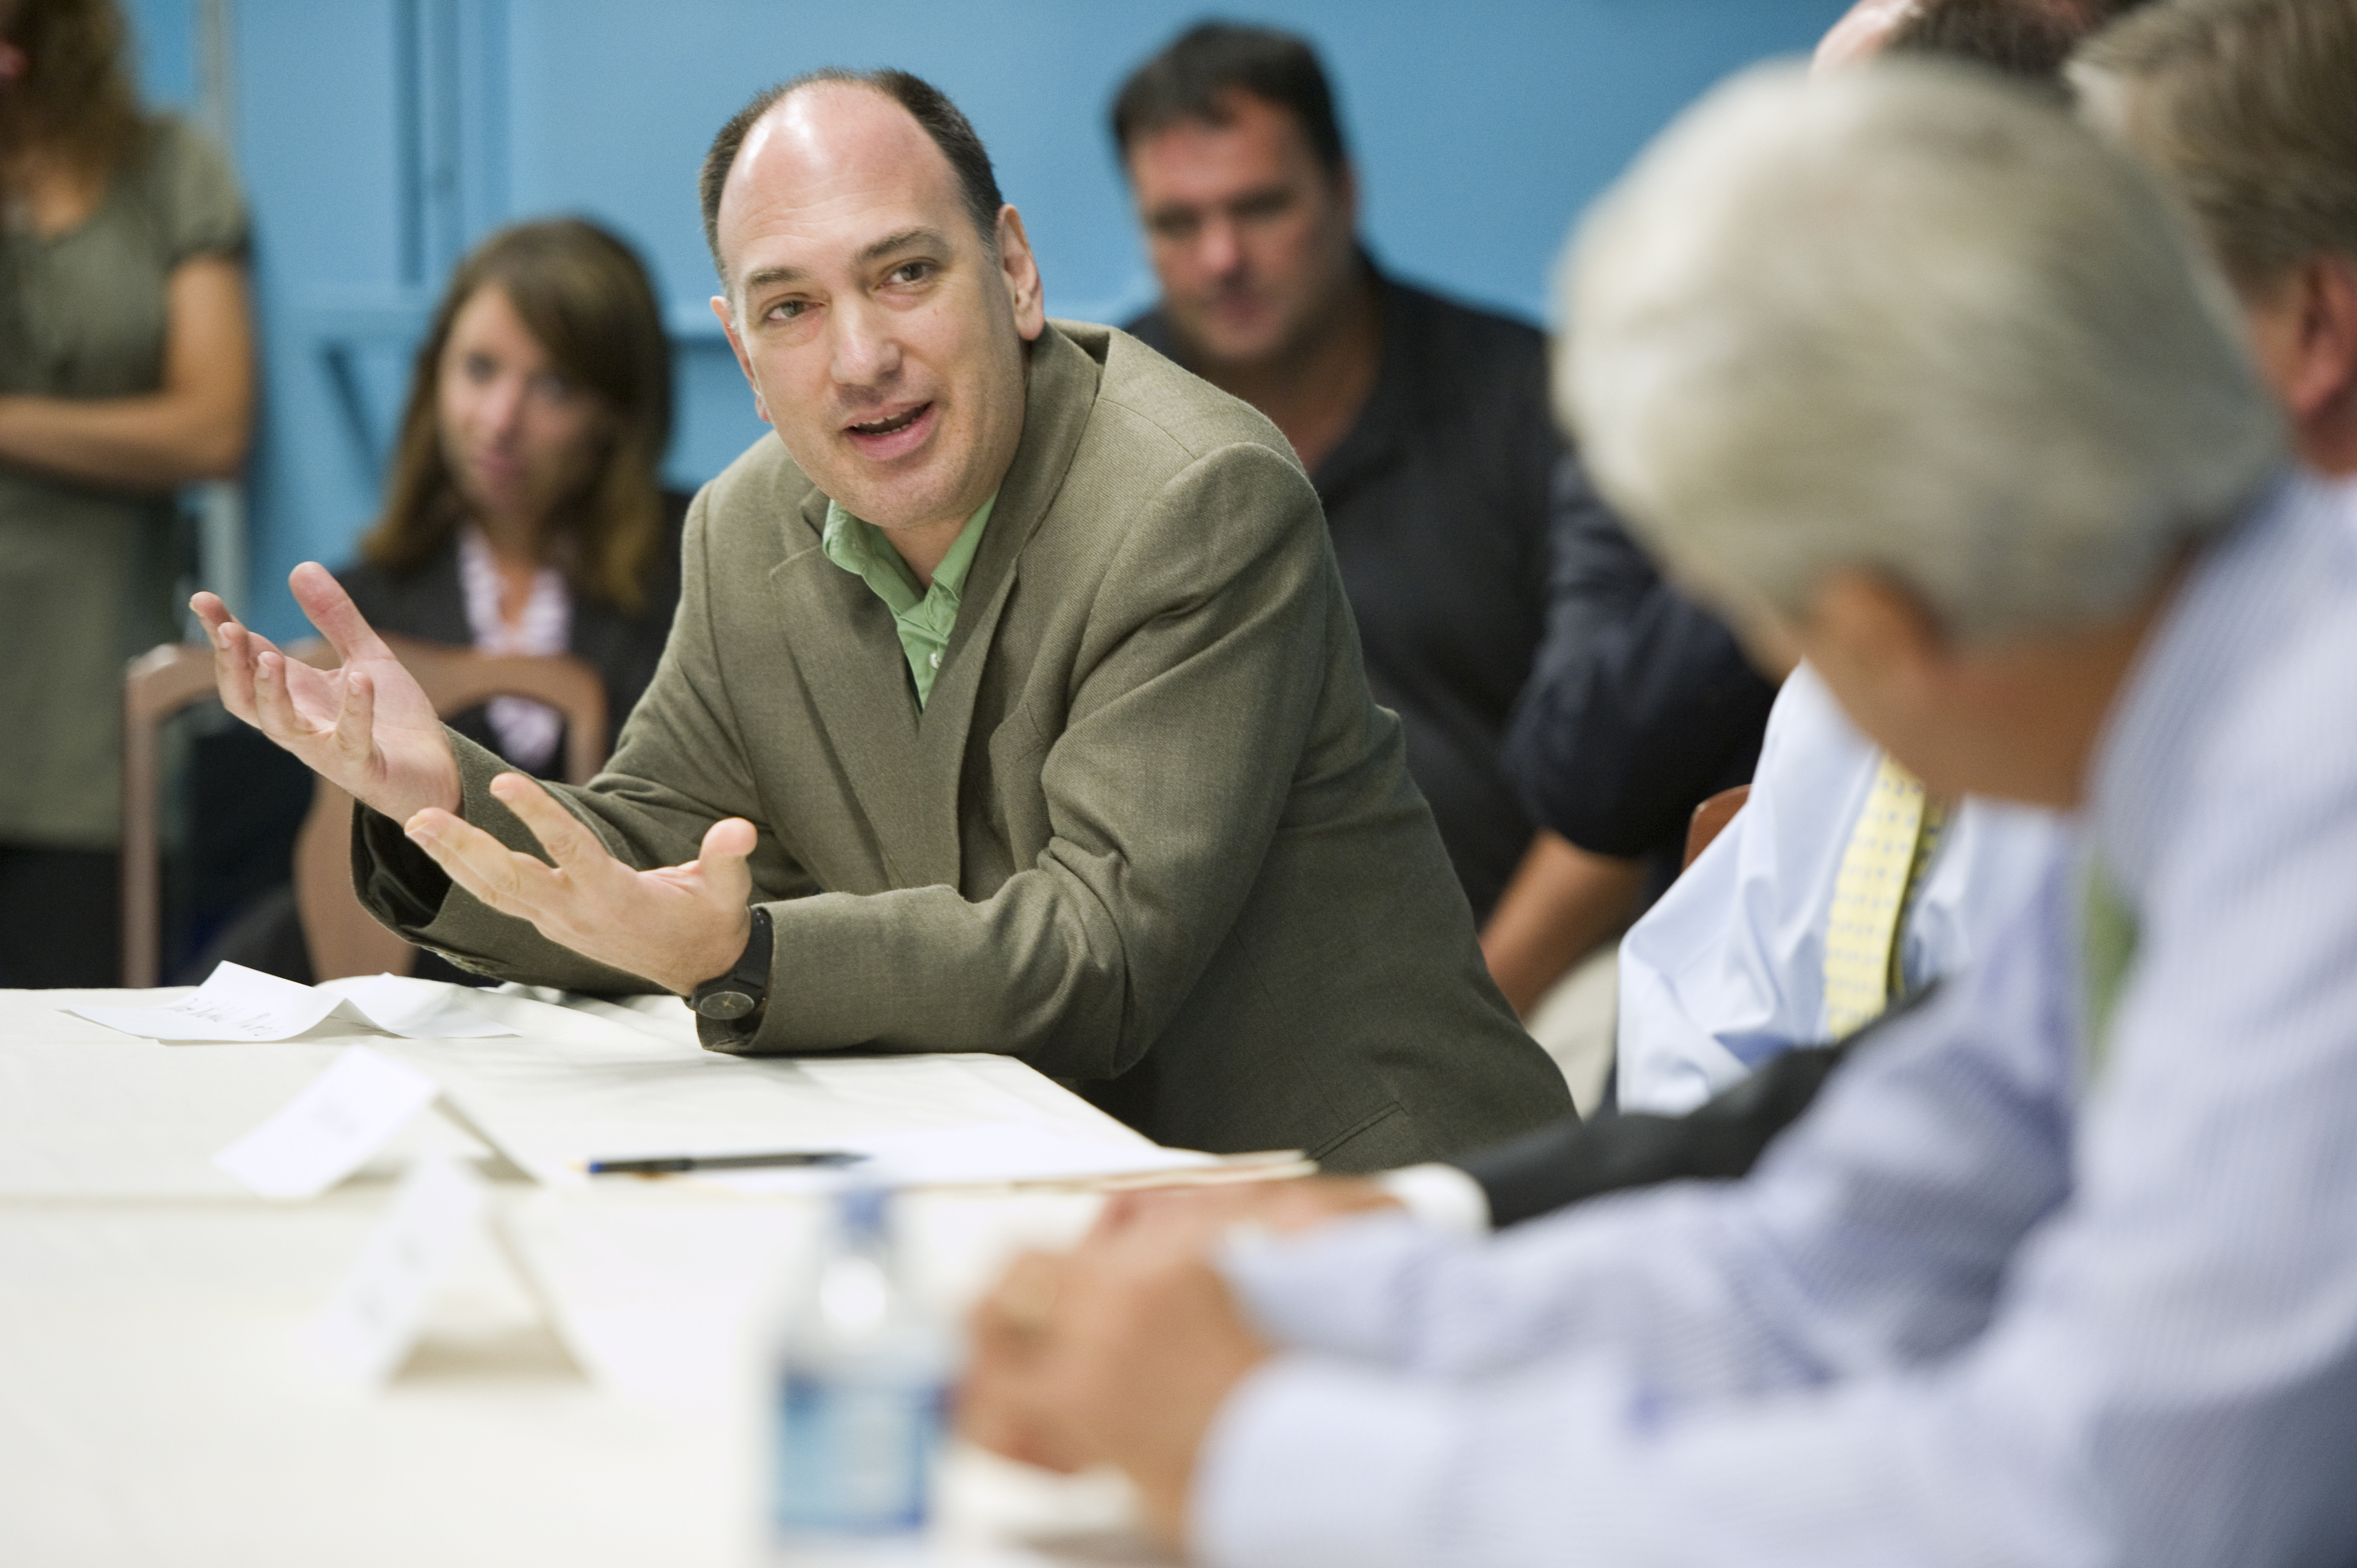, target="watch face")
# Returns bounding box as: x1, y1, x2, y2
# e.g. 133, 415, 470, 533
696, 989, 756, 1022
